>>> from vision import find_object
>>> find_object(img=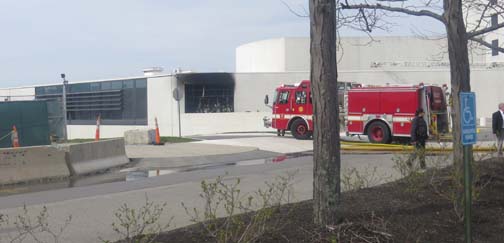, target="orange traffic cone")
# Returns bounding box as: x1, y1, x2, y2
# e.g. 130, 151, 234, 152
11, 126, 19, 148
95, 115, 101, 141
155, 117, 161, 145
